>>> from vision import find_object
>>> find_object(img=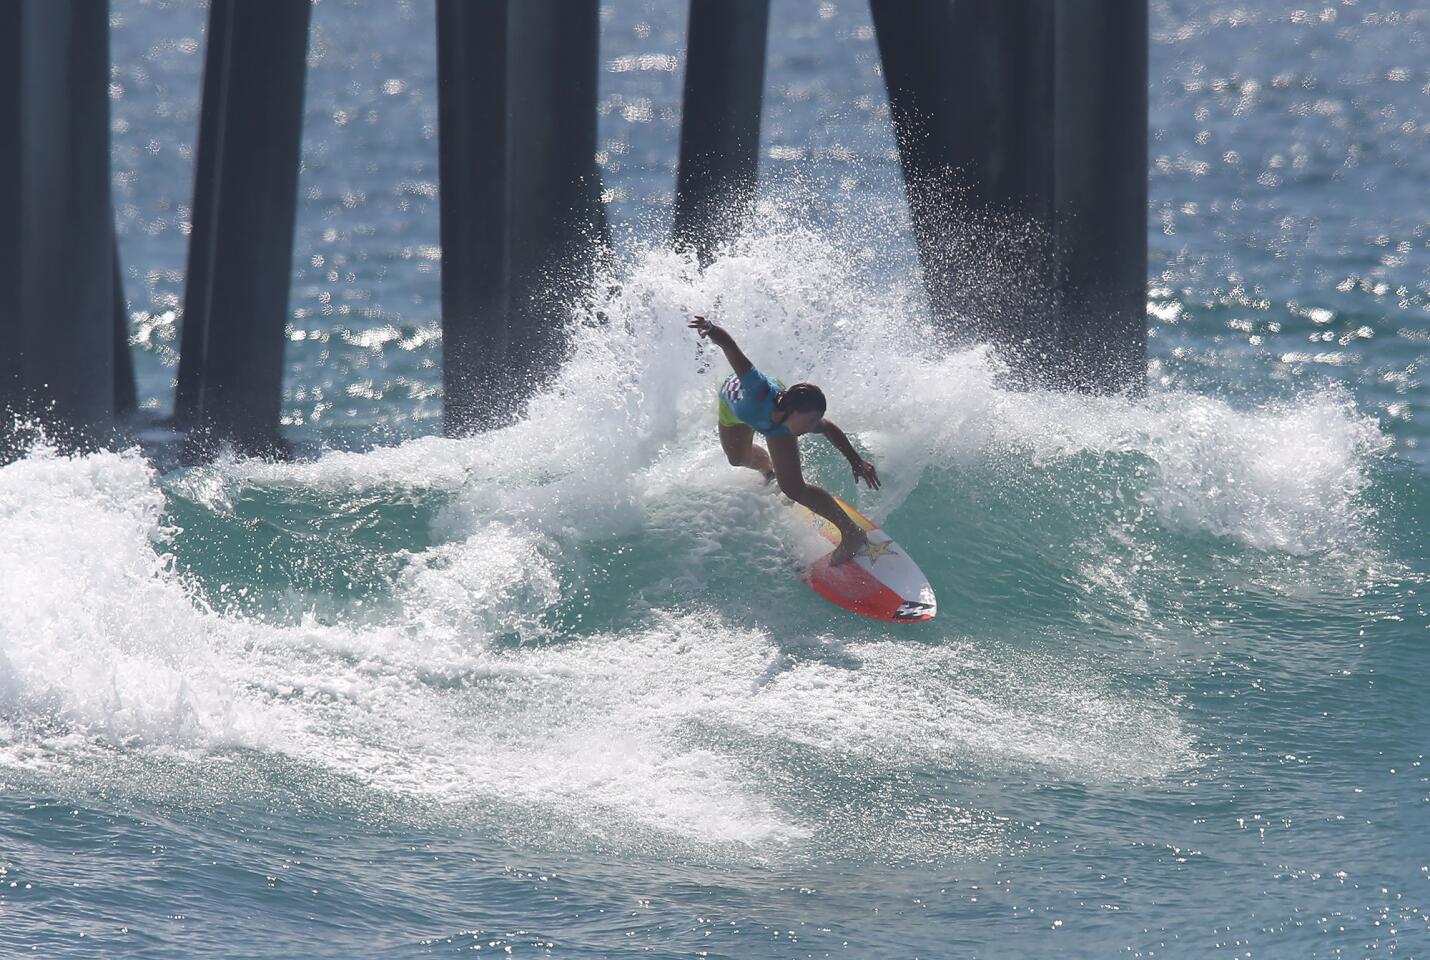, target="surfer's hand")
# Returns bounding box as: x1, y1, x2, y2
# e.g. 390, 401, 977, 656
689, 316, 732, 348
852, 459, 881, 490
